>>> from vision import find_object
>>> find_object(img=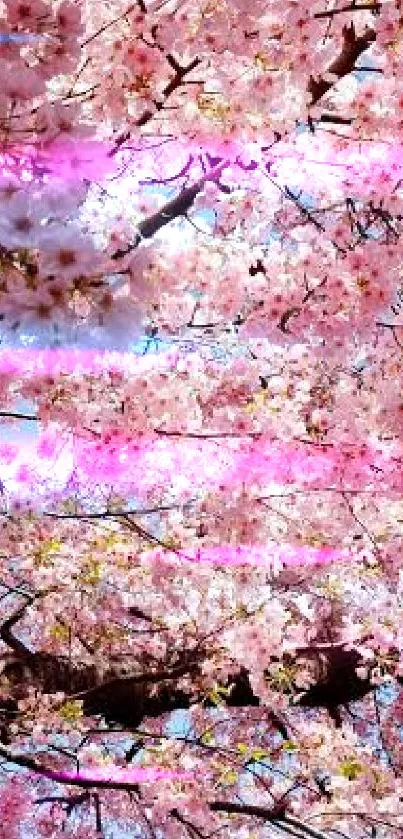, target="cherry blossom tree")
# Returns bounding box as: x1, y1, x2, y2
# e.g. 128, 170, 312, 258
0, 1, 402, 838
